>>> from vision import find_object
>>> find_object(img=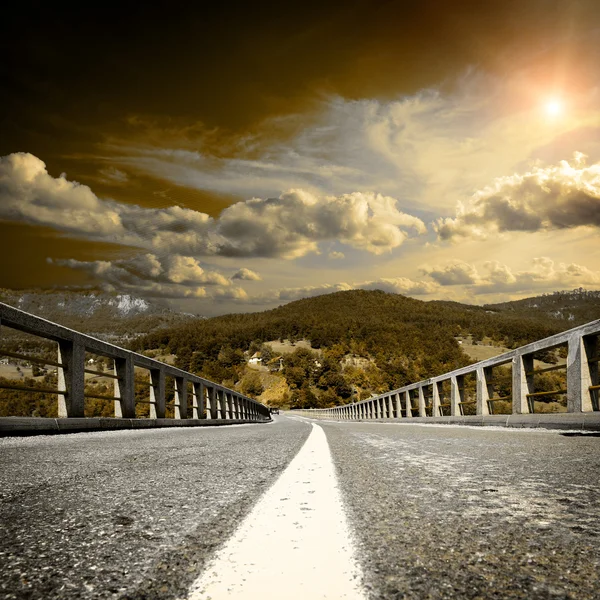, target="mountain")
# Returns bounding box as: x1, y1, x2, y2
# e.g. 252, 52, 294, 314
1, 287, 598, 412
0, 289, 200, 344
485, 288, 600, 326
131, 288, 600, 407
